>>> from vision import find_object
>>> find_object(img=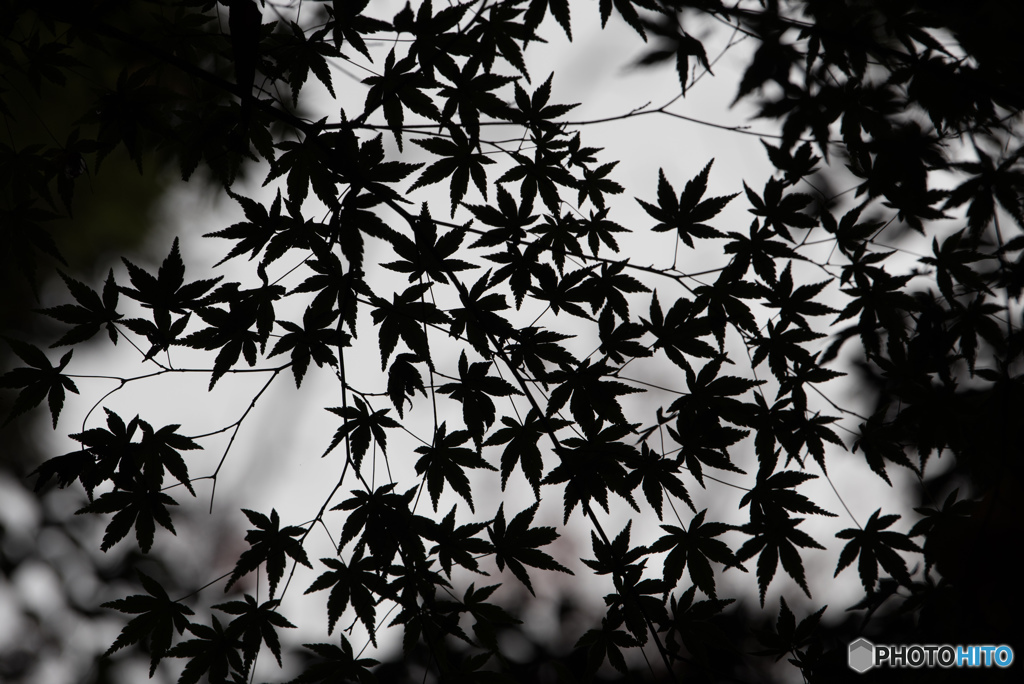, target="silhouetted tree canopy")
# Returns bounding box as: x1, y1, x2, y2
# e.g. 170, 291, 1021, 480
2, 1, 1022, 682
